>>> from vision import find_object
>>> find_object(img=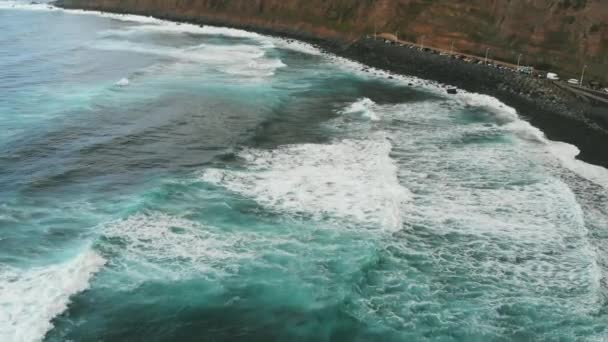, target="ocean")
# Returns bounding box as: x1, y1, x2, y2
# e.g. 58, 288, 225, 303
1, 2, 607, 341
